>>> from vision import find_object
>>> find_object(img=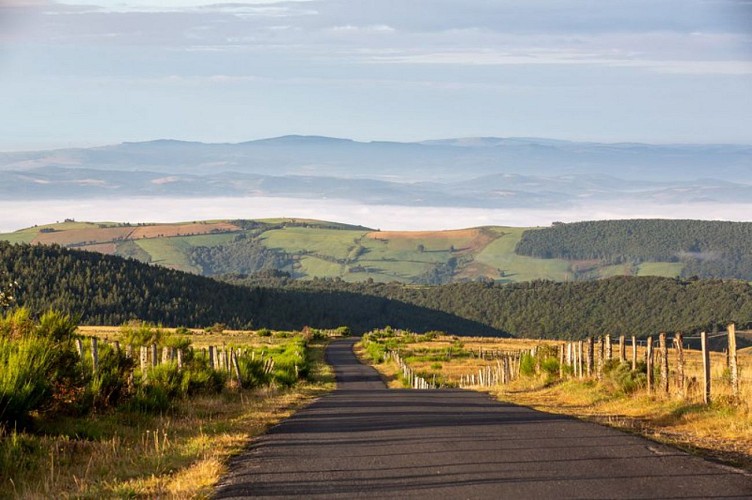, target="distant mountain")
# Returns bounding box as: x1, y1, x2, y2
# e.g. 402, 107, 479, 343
1, 136, 751, 208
